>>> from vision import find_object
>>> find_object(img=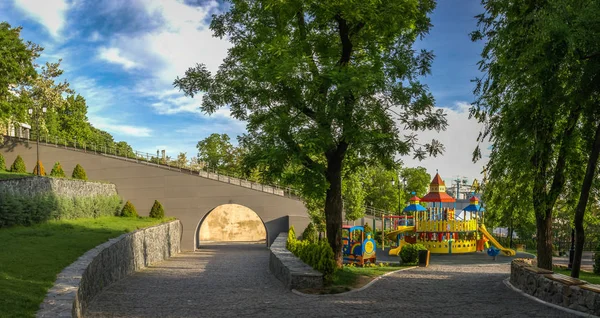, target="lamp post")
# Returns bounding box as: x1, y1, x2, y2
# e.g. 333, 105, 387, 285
568, 228, 575, 270
390, 176, 407, 215
28, 106, 47, 176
